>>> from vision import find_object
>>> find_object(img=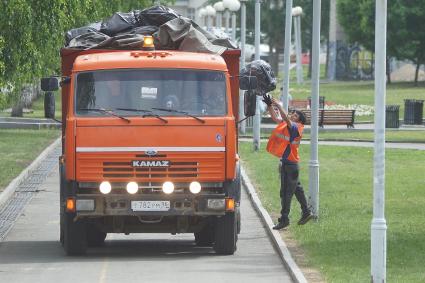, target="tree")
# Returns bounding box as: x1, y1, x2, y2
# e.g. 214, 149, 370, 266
244, 0, 329, 77
0, 0, 157, 111
338, 0, 425, 85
